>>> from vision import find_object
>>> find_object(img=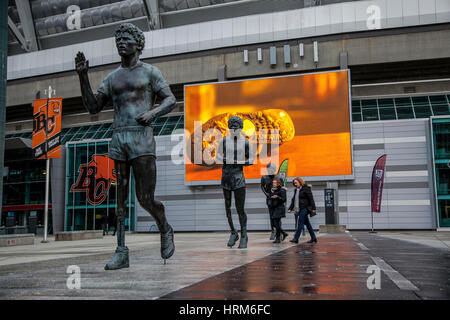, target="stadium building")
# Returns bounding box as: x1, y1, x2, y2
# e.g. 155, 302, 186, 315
1, 0, 450, 235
